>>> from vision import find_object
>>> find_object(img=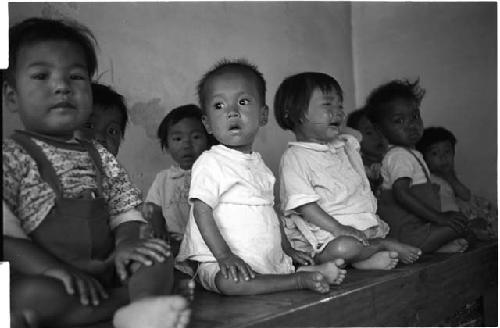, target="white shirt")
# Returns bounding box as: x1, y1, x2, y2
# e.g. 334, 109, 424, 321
279, 134, 378, 231
145, 166, 191, 235
381, 146, 431, 190
176, 145, 293, 275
